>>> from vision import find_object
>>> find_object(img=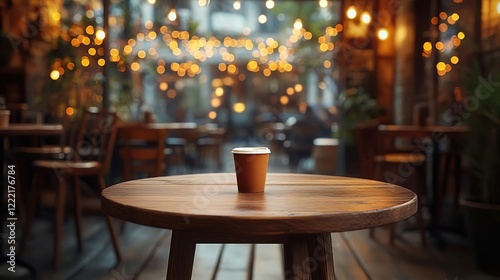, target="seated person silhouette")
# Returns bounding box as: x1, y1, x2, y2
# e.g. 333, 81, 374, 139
286, 107, 323, 171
